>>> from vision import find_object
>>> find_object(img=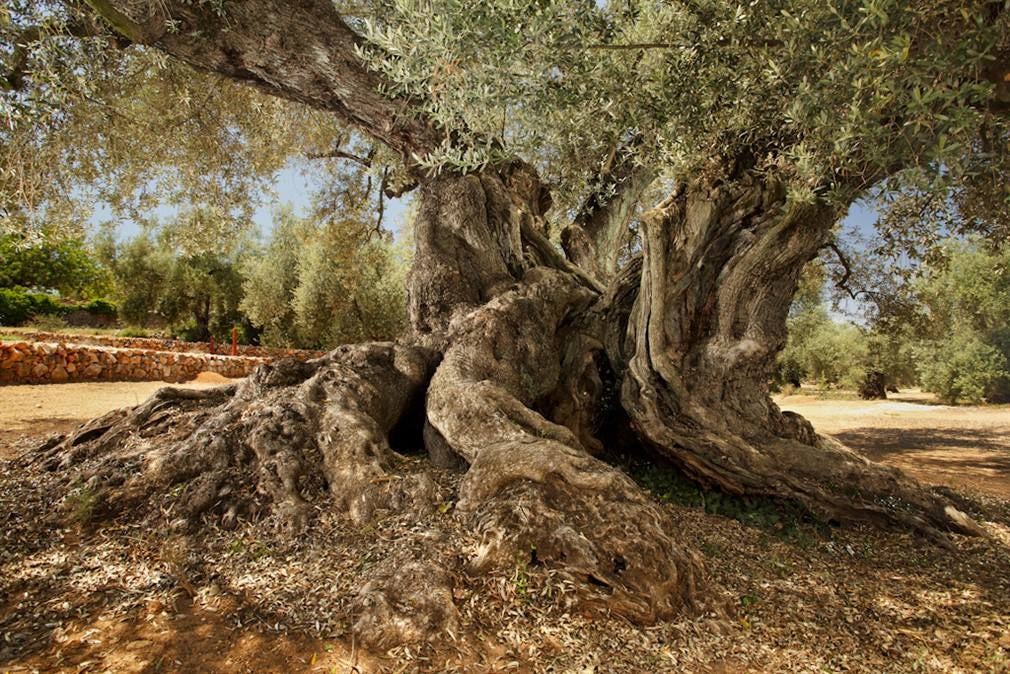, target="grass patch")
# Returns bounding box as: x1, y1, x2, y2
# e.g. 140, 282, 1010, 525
118, 327, 153, 338
609, 450, 829, 542
65, 484, 104, 525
